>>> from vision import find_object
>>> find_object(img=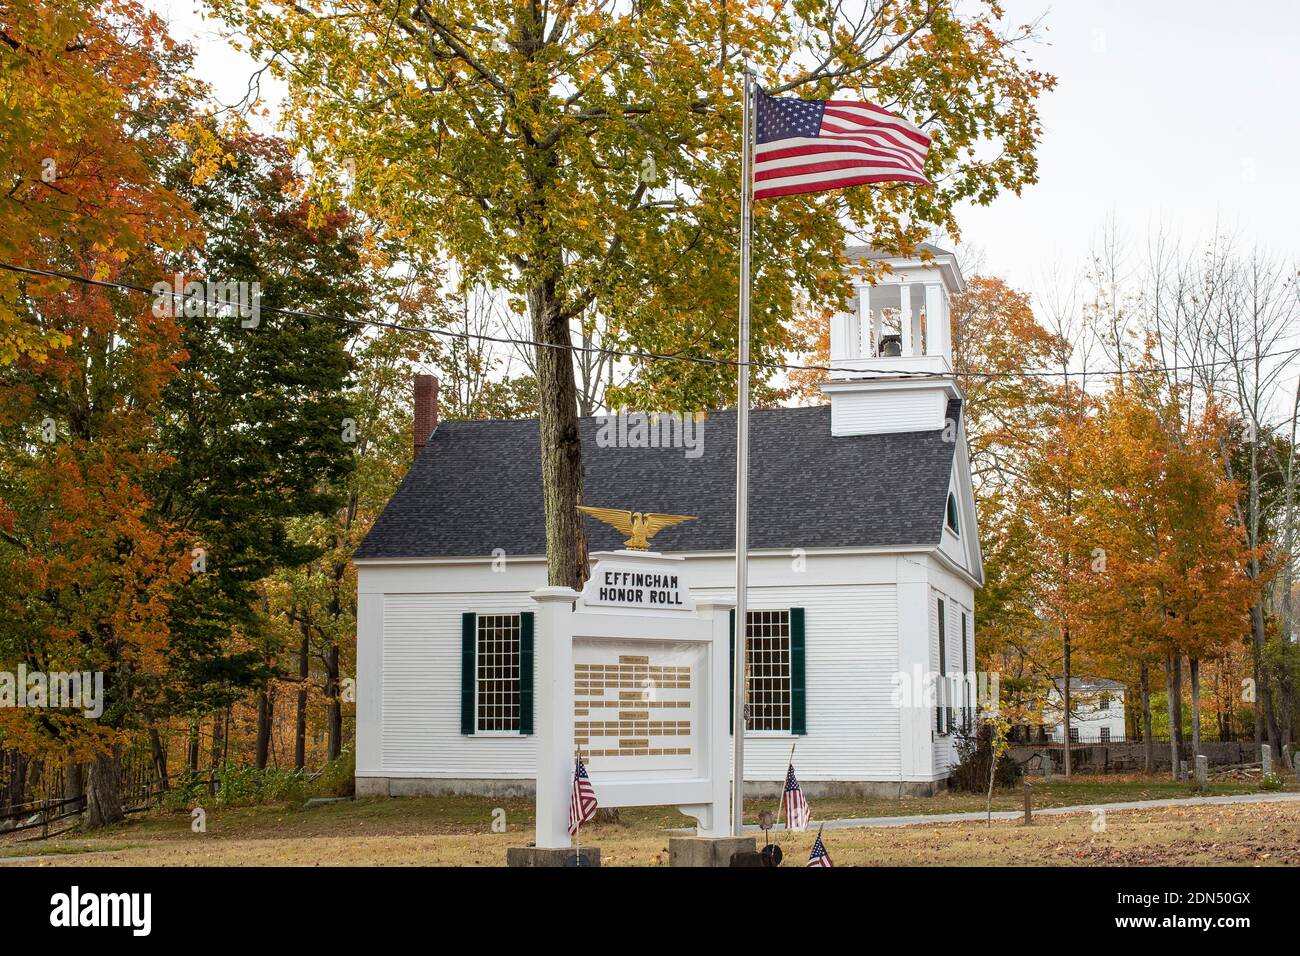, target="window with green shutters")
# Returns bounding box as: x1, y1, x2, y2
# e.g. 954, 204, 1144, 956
460, 611, 534, 735
730, 607, 806, 736
960, 611, 970, 733
936, 599, 947, 736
